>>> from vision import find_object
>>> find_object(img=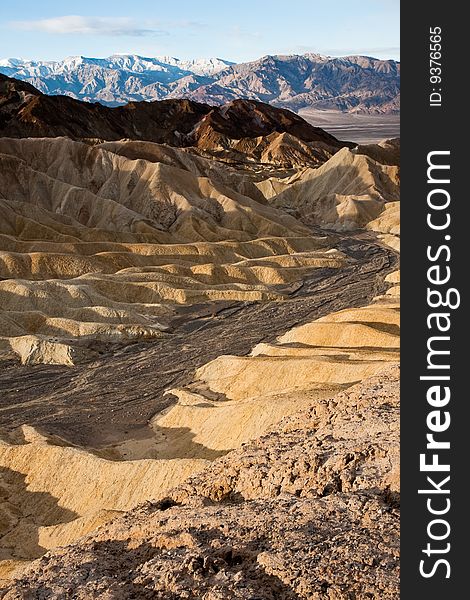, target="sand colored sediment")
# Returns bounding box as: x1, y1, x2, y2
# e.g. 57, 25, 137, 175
272, 146, 400, 231
0, 272, 400, 577
191, 295, 399, 399
0, 428, 208, 571
0, 130, 400, 579
135, 280, 400, 457
0, 137, 399, 365
367, 200, 400, 250
0, 137, 351, 364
